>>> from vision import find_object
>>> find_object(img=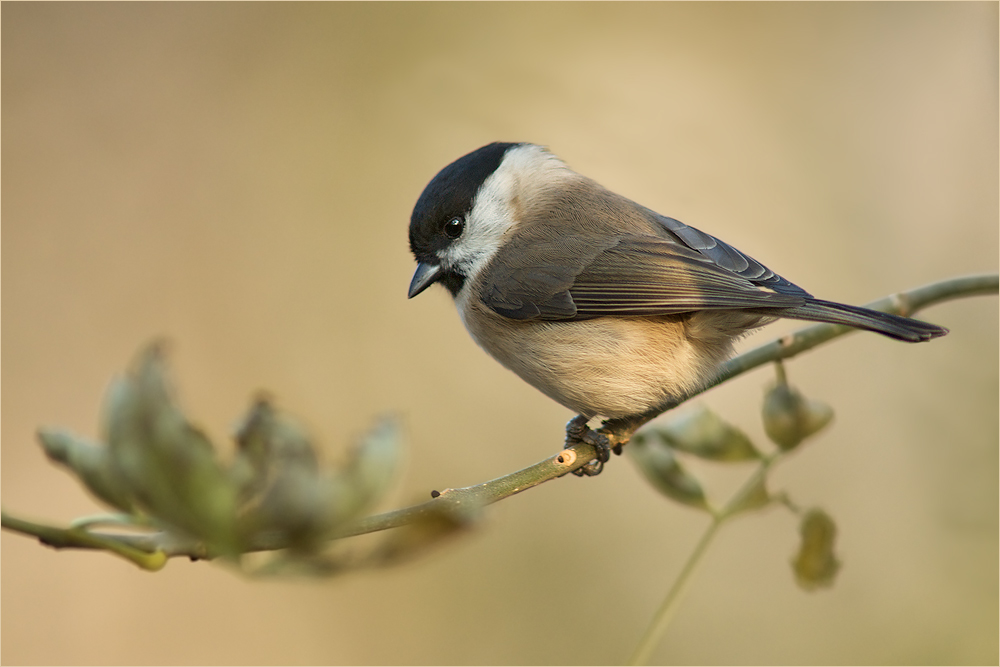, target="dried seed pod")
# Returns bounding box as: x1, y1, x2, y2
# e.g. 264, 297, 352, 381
791, 508, 841, 590
762, 382, 834, 451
